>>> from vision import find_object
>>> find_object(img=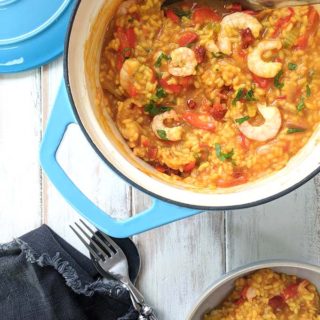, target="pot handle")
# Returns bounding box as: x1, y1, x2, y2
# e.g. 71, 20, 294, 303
40, 82, 200, 238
